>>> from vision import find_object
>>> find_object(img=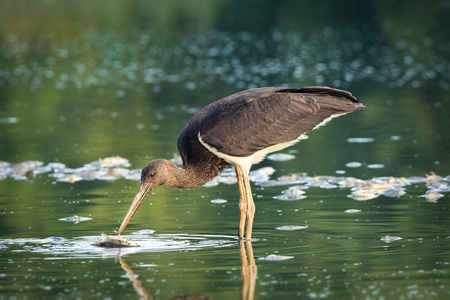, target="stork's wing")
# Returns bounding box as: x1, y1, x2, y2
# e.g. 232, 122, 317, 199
198, 86, 363, 157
